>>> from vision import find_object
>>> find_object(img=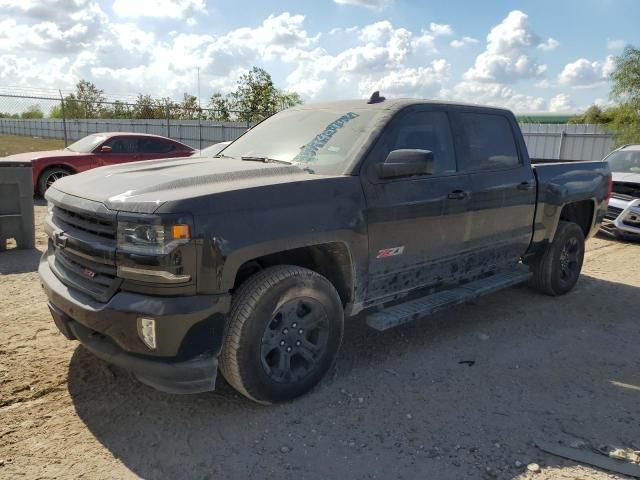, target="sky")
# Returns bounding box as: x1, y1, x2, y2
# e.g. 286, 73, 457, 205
1, 0, 639, 113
